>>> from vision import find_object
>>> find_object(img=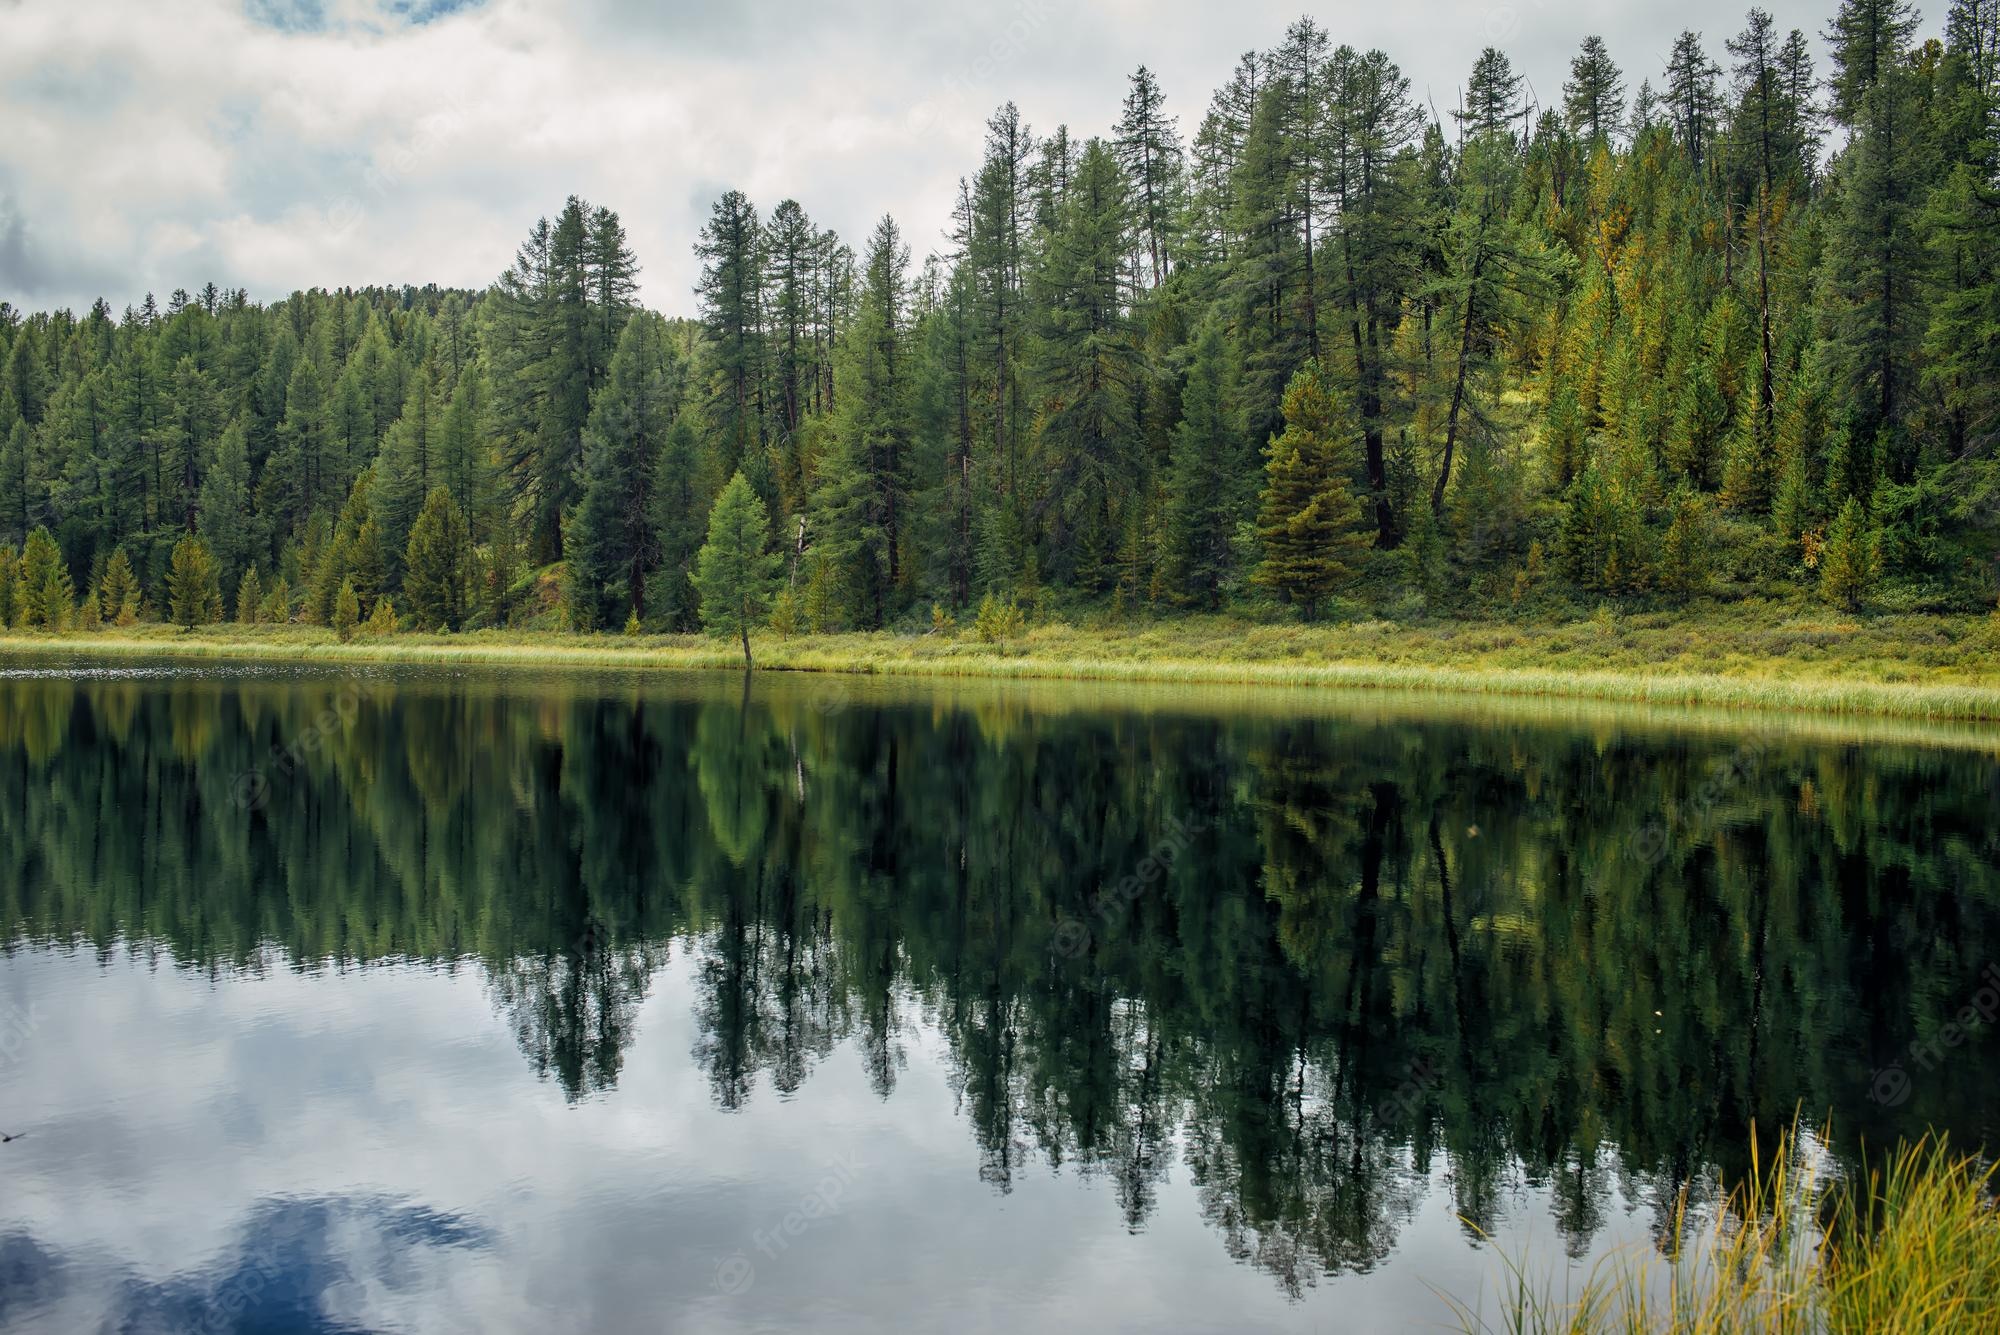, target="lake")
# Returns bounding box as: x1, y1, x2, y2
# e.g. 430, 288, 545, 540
2, 662, 1998, 1332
